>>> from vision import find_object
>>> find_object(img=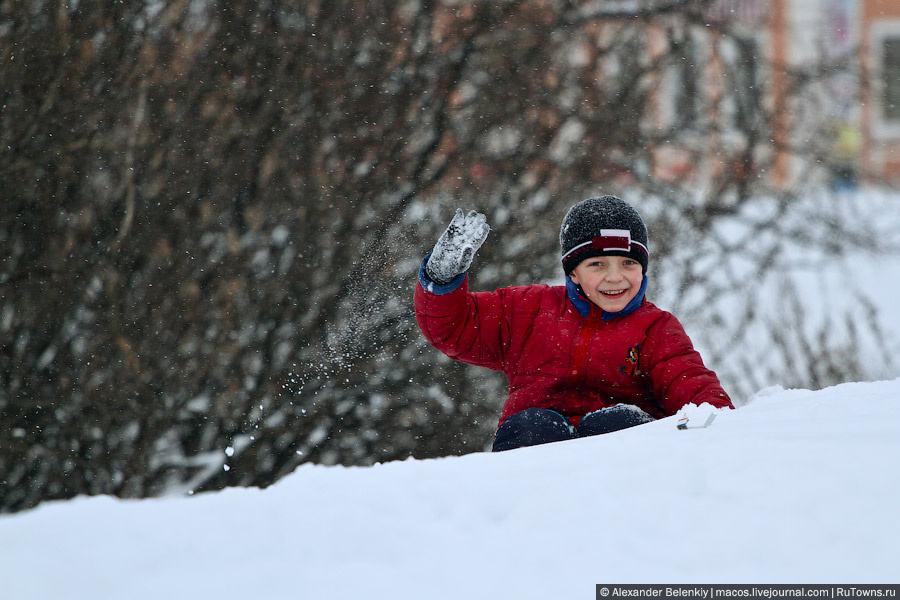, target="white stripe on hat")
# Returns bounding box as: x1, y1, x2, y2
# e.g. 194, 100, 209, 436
561, 229, 649, 262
